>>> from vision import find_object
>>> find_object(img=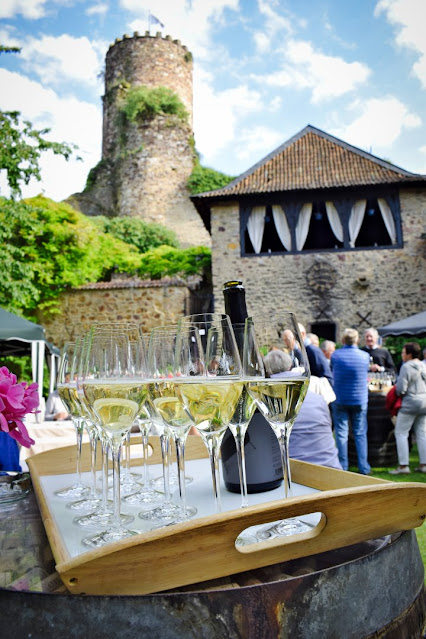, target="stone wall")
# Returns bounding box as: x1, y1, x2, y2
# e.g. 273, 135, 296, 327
38, 278, 191, 349
210, 188, 426, 340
